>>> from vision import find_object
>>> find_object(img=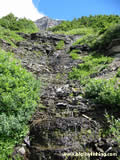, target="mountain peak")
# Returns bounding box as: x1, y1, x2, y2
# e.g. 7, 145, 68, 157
35, 16, 62, 31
